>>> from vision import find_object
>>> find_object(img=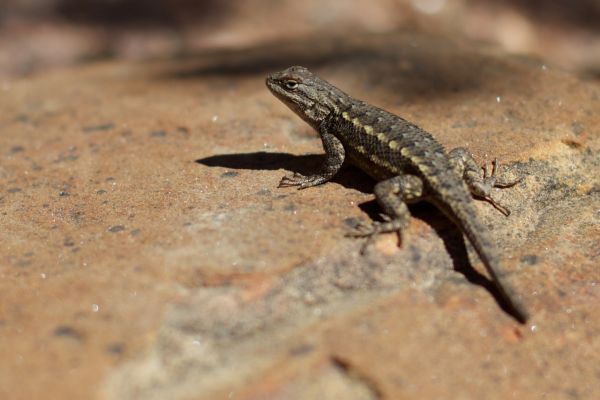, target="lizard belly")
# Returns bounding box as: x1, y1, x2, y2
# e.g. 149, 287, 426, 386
345, 150, 398, 181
